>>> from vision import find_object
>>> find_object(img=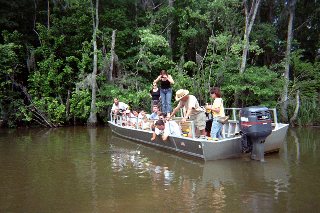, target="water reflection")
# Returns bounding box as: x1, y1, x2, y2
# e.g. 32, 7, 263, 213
289, 129, 300, 161
1, 127, 320, 212
109, 143, 176, 185
109, 135, 291, 212
88, 127, 98, 213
